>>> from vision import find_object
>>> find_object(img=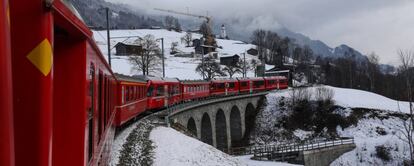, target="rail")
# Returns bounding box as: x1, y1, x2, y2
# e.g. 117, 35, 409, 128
226, 137, 354, 160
